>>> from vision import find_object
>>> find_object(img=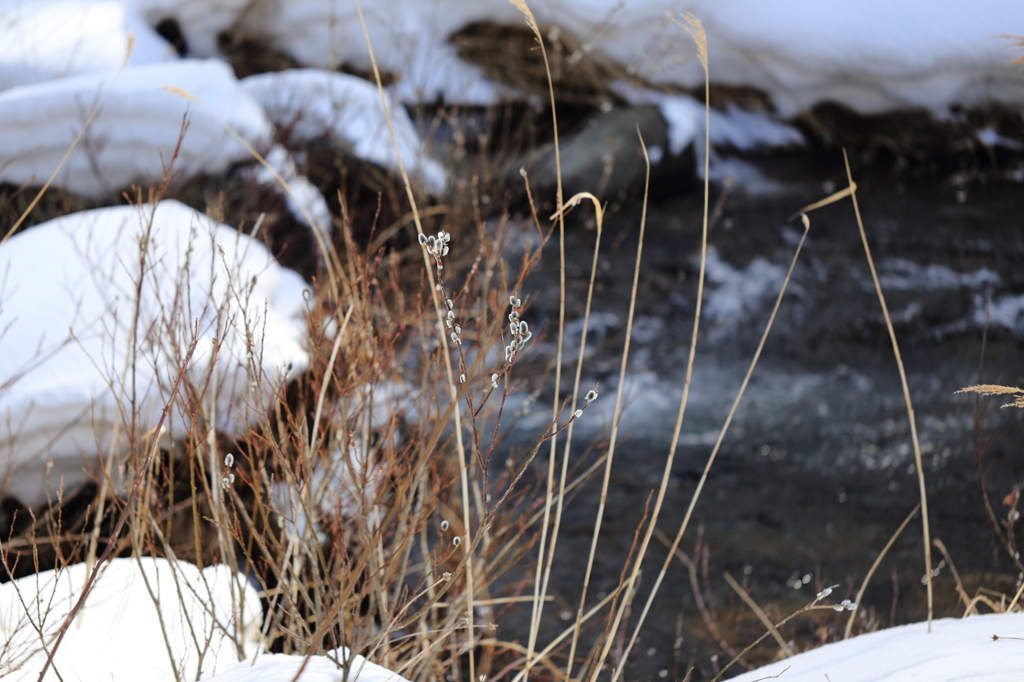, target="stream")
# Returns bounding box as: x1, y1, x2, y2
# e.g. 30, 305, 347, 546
492, 151, 1024, 680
